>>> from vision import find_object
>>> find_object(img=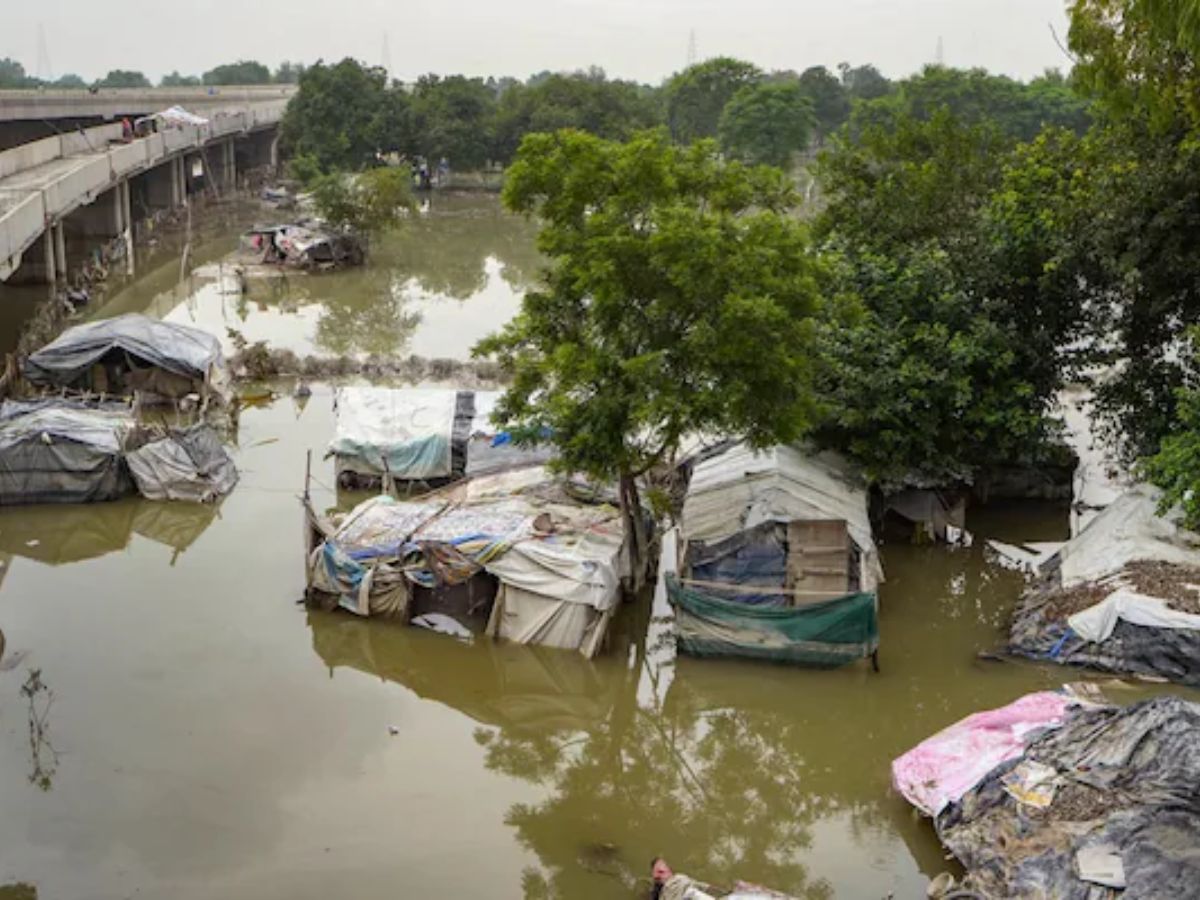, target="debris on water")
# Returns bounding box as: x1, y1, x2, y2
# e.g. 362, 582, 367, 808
895, 693, 1200, 898
410, 613, 473, 640
227, 341, 505, 388
387, 725, 400, 736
